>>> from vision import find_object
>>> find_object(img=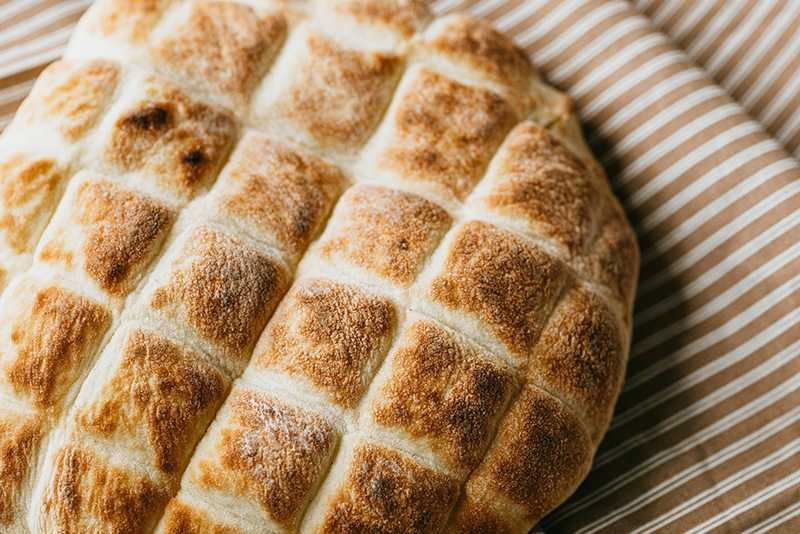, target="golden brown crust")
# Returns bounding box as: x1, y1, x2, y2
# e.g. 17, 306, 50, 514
270, 30, 402, 148
318, 185, 450, 284
192, 387, 336, 526
330, 0, 430, 37
16, 59, 120, 141
582, 203, 640, 312
528, 285, 626, 445
160, 499, 248, 534
152, 2, 286, 109
0, 280, 110, 409
476, 122, 603, 256
429, 220, 568, 362
314, 441, 458, 534
465, 385, 592, 524
0, 410, 43, 527
255, 277, 396, 407
38, 174, 173, 295
74, 328, 226, 474
86, 0, 173, 43
39, 441, 169, 534
148, 225, 288, 364
426, 14, 535, 104
209, 133, 346, 259
377, 67, 516, 200
368, 319, 515, 473
0, 155, 63, 255
105, 78, 235, 198
443, 495, 514, 534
